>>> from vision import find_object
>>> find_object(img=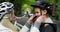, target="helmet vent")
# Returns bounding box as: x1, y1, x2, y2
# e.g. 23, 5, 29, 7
0, 10, 5, 13
1, 6, 5, 8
